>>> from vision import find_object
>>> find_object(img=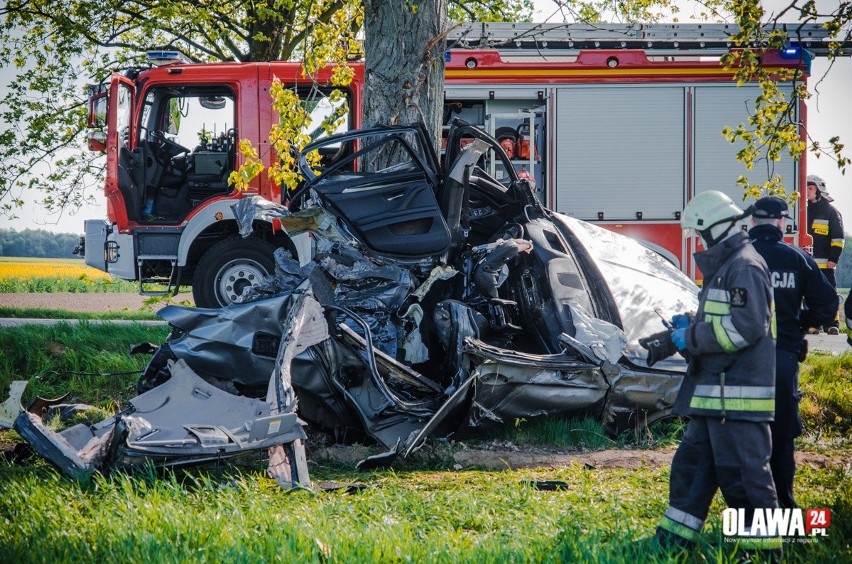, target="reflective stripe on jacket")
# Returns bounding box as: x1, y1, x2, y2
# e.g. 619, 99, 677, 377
807, 197, 844, 265
673, 231, 776, 421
